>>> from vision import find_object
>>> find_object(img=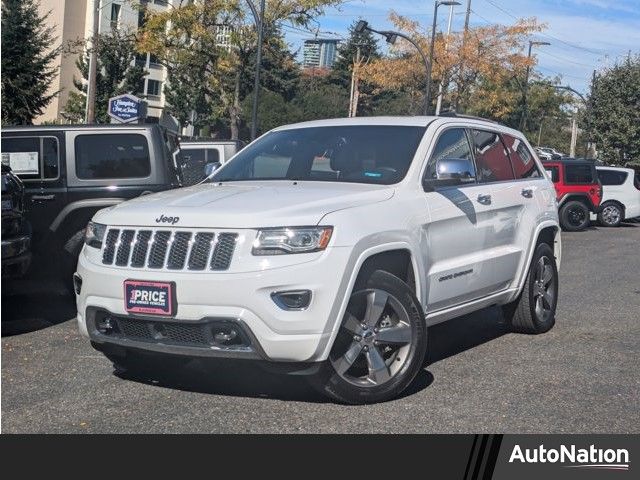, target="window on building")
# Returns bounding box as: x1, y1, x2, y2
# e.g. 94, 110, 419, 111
424, 128, 474, 181
75, 134, 151, 179
471, 129, 515, 182
149, 53, 160, 67
135, 53, 147, 67
502, 133, 541, 179
137, 7, 147, 28
110, 3, 121, 29
146, 79, 161, 97
136, 78, 146, 95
